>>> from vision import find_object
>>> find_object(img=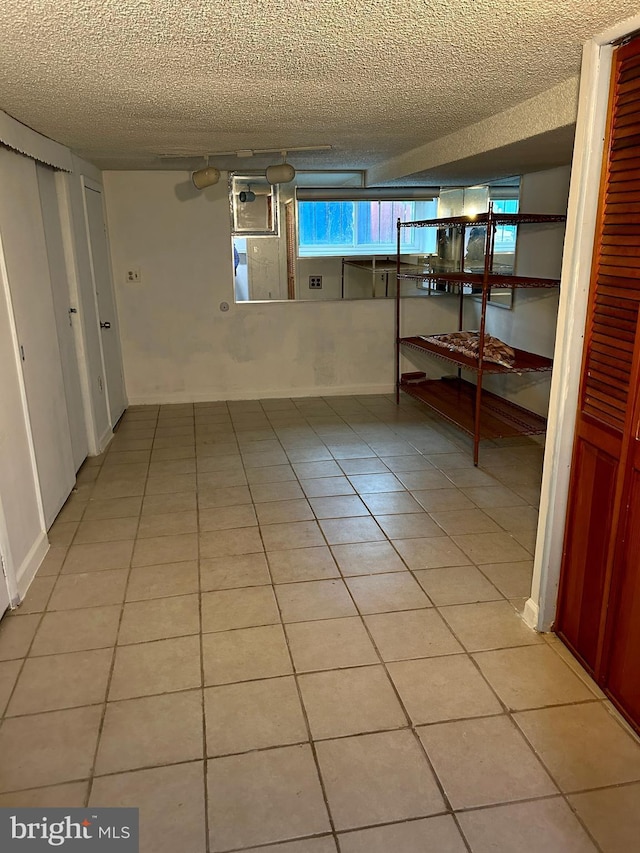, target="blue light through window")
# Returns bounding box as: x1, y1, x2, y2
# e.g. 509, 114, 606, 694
297, 200, 438, 257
